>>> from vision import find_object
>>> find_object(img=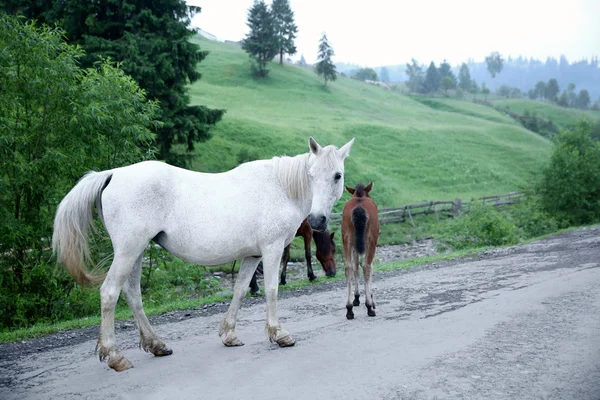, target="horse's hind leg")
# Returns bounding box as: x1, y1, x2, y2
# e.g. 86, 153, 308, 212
352, 249, 361, 307
122, 253, 172, 357
220, 256, 262, 346
344, 250, 355, 320
98, 249, 144, 372
363, 248, 376, 317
